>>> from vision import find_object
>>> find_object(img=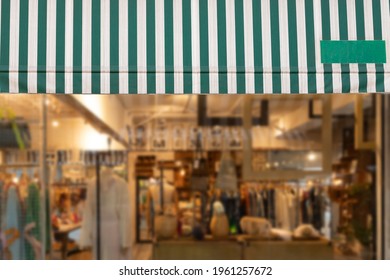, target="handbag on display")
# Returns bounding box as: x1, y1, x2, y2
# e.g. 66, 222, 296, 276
240, 216, 272, 238
210, 201, 229, 239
